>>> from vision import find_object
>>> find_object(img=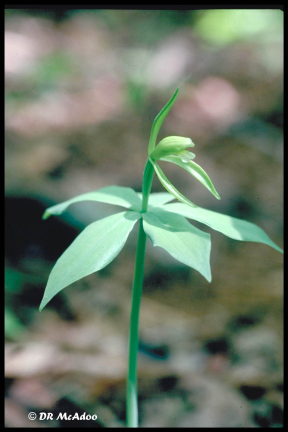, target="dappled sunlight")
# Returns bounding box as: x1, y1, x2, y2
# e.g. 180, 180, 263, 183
193, 77, 241, 128
6, 77, 124, 138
